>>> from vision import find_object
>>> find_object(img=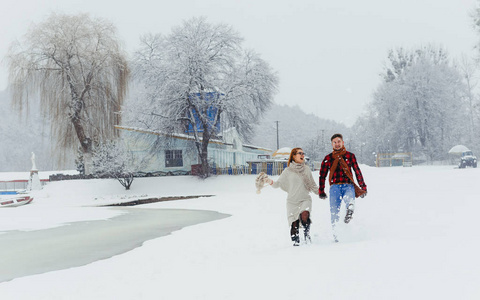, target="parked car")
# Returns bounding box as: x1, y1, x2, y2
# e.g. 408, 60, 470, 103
459, 151, 477, 168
